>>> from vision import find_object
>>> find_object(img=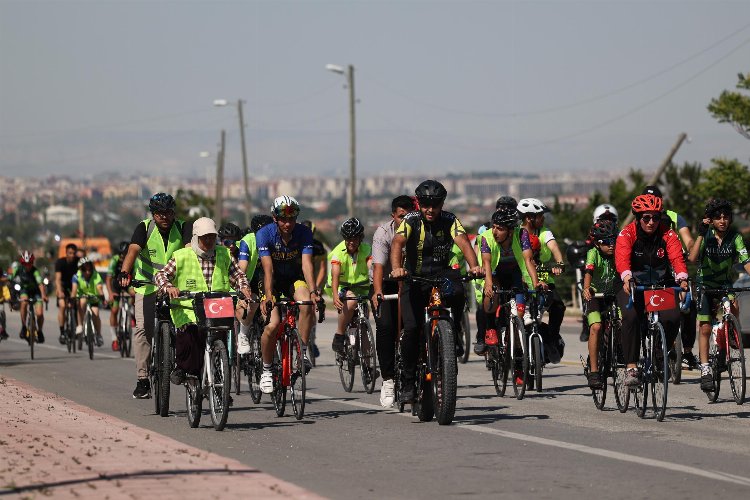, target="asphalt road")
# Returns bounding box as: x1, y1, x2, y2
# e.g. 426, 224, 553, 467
1, 303, 749, 499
